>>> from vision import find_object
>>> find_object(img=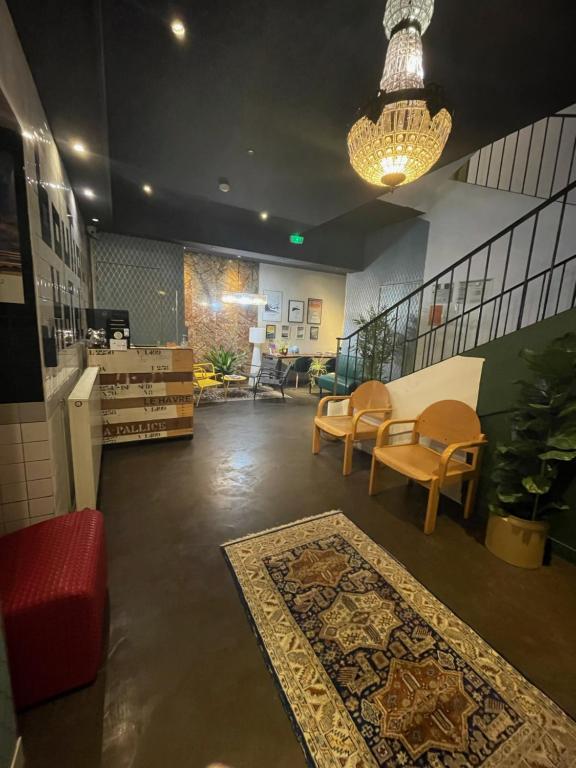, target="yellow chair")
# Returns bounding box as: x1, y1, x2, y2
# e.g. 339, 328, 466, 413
369, 399, 487, 534
193, 363, 223, 405
312, 380, 392, 476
